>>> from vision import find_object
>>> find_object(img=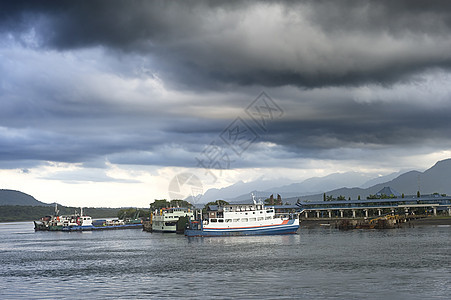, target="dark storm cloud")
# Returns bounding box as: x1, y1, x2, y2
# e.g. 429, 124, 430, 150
2, 0, 451, 173
305, 0, 451, 34
267, 109, 451, 153
0, 117, 227, 169
2, 1, 451, 88
241, 87, 451, 166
